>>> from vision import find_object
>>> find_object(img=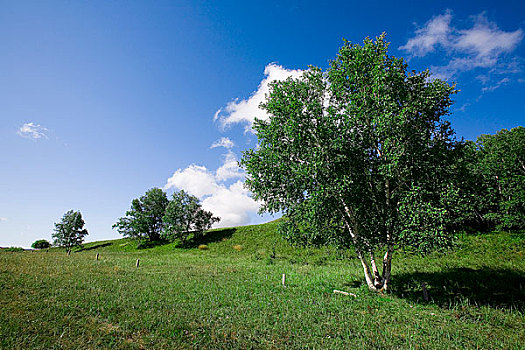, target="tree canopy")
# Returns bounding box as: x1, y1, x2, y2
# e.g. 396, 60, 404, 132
163, 190, 220, 243
455, 127, 525, 230
52, 210, 89, 250
114, 188, 220, 244
113, 188, 169, 241
241, 35, 458, 291
31, 239, 50, 249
